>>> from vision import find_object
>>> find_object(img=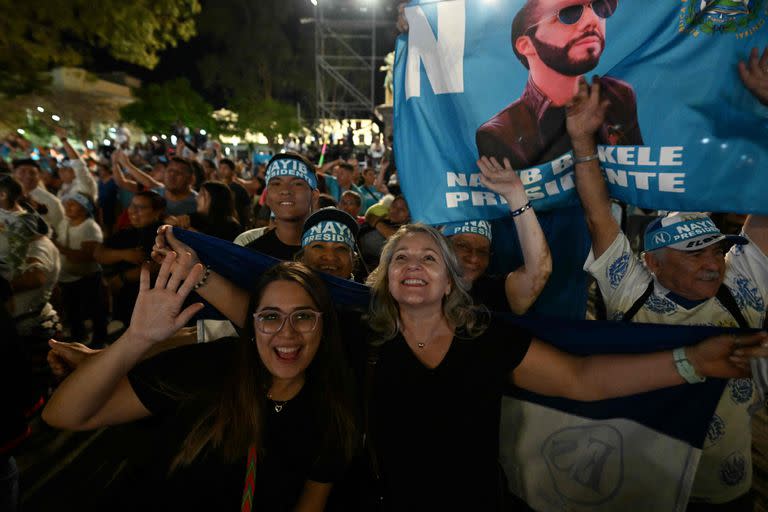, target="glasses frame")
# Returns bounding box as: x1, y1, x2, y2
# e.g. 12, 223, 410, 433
526, 0, 617, 32
253, 309, 323, 334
